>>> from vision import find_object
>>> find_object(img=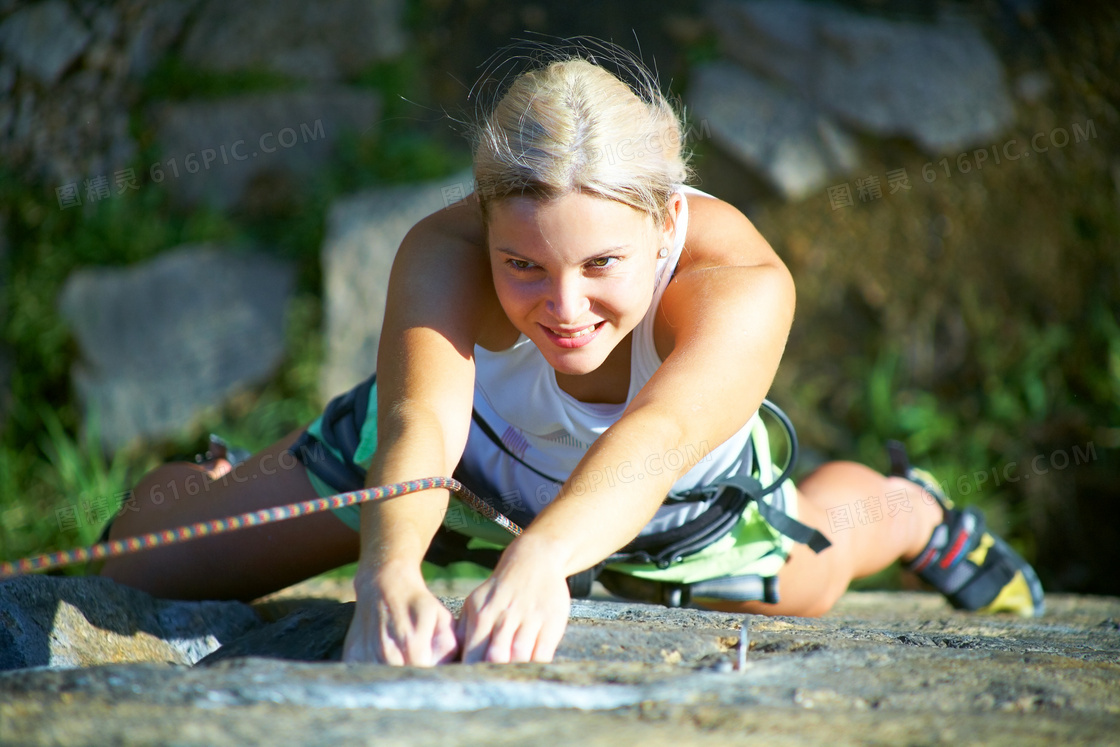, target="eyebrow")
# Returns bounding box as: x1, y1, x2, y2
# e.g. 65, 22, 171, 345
493, 246, 631, 263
